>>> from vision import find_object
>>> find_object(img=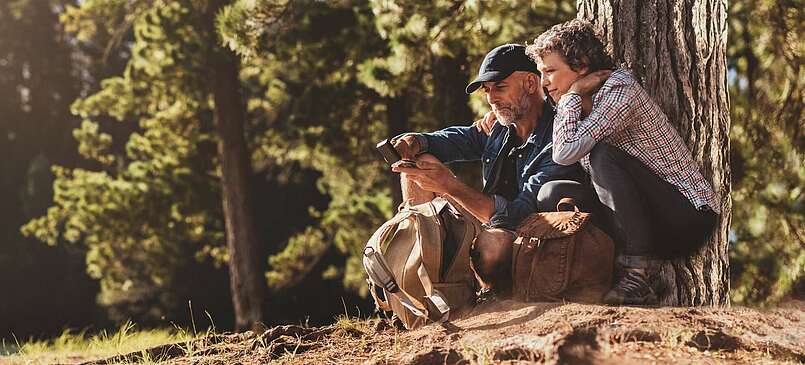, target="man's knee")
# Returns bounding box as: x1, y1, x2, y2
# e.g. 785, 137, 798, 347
400, 154, 442, 204
471, 228, 515, 293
